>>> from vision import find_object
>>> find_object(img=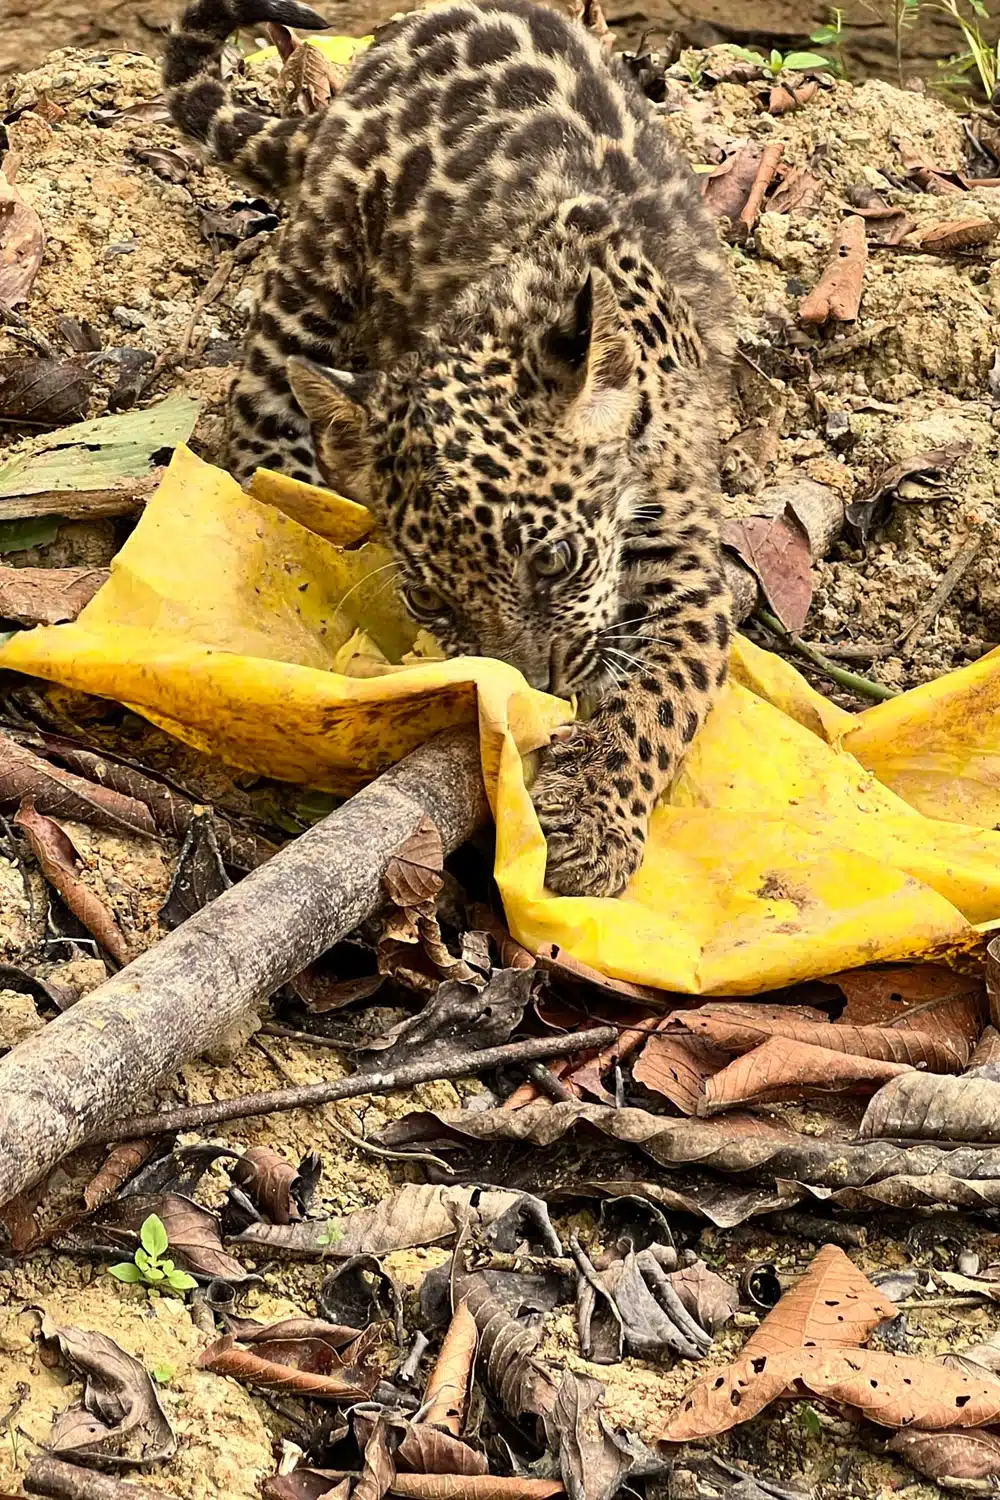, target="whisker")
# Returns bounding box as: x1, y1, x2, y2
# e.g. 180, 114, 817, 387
336, 561, 399, 614
604, 646, 647, 675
